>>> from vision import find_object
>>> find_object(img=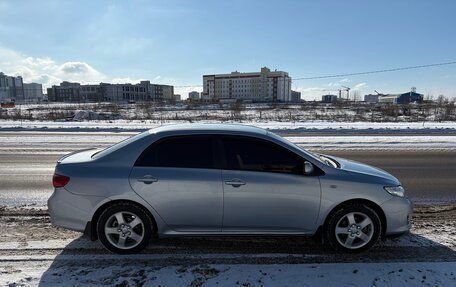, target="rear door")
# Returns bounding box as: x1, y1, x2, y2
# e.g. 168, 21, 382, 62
129, 135, 223, 232
220, 136, 321, 233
